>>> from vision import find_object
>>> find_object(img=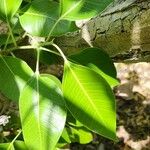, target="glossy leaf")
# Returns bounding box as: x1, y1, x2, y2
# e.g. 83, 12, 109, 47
89, 64, 119, 87
19, 0, 78, 36
69, 48, 119, 87
61, 0, 113, 20
0, 56, 33, 101
19, 74, 66, 150
62, 62, 116, 140
19, 0, 112, 36
0, 0, 22, 20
